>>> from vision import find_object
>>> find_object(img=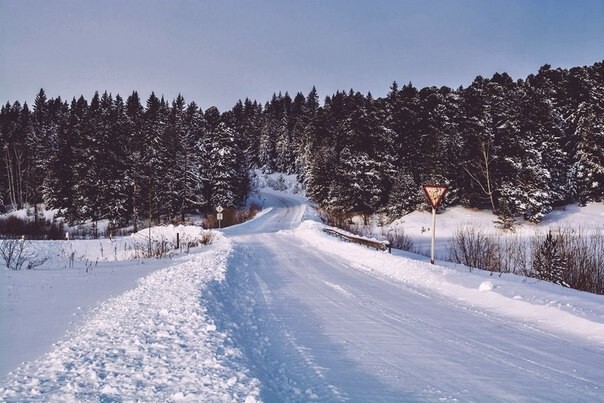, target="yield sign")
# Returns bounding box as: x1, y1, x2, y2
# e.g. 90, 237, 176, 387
423, 185, 448, 209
